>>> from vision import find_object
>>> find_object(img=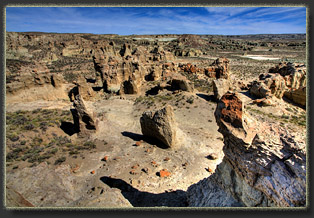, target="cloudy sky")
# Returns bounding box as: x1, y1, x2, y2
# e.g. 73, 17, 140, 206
6, 6, 307, 35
